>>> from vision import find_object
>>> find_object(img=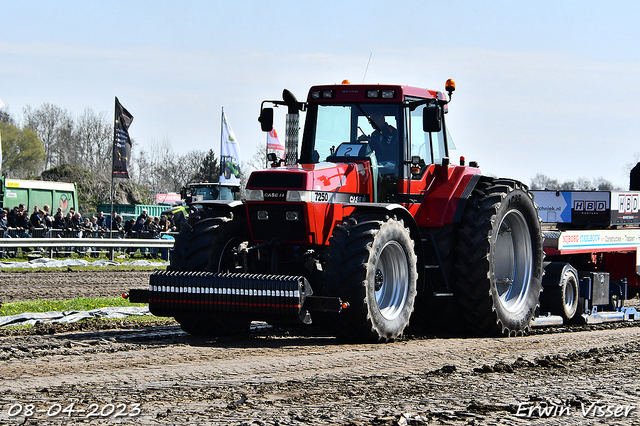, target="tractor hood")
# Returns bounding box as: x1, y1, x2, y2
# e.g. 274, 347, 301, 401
246, 162, 373, 201
245, 162, 375, 245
